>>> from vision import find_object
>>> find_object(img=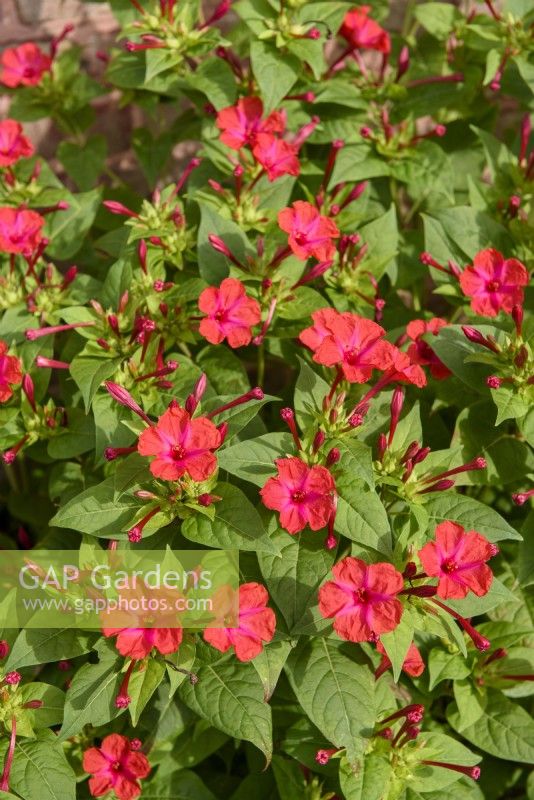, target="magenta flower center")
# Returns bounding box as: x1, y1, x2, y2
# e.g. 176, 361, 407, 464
171, 444, 186, 460
112, 761, 121, 771
442, 558, 457, 574
345, 347, 361, 365
291, 489, 306, 503
486, 280, 501, 292
356, 587, 369, 603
